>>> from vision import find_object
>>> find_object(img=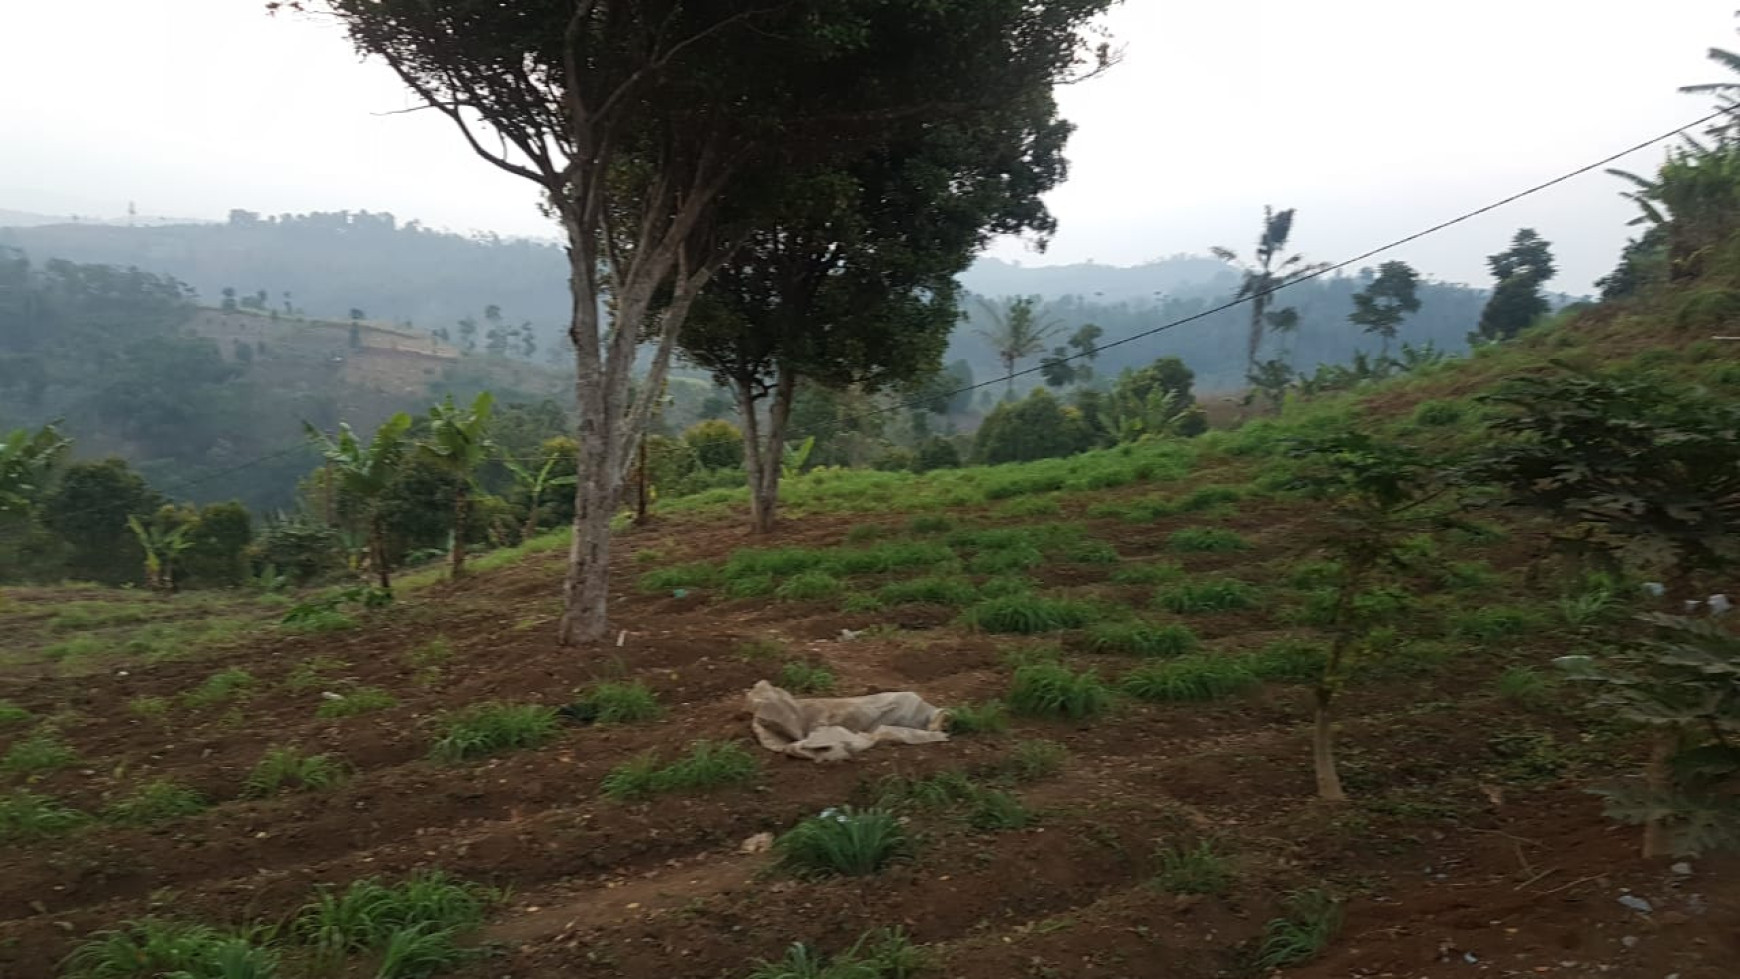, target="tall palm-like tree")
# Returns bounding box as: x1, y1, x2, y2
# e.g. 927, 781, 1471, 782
975, 296, 1062, 395
305, 413, 412, 590
126, 514, 192, 592
1212, 207, 1326, 375
420, 392, 495, 579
